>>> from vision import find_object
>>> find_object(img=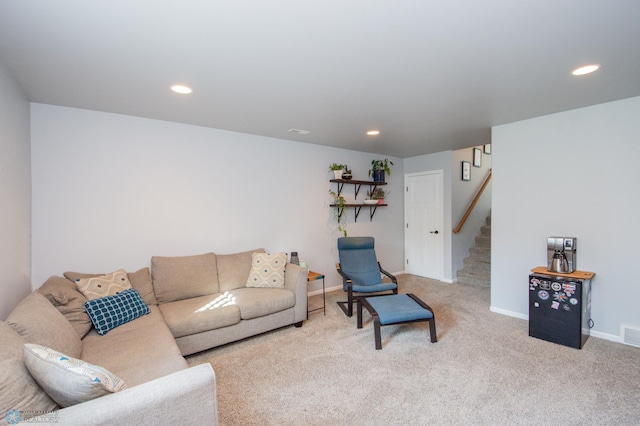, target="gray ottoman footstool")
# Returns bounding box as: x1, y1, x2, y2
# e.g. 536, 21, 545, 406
357, 293, 437, 349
